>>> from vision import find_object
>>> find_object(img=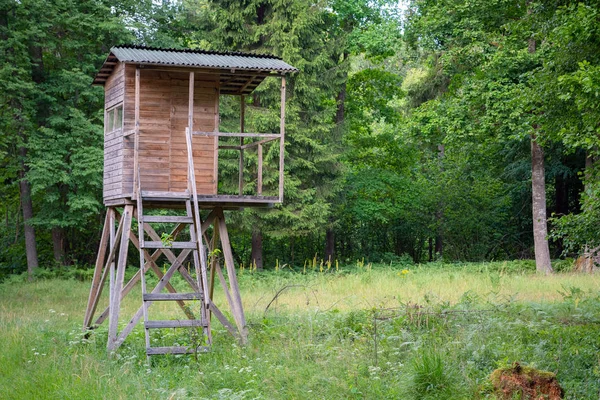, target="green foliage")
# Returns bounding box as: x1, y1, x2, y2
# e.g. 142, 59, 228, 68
404, 349, 462, 399
2, 266, 600, 398
2, 0, 600, 272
